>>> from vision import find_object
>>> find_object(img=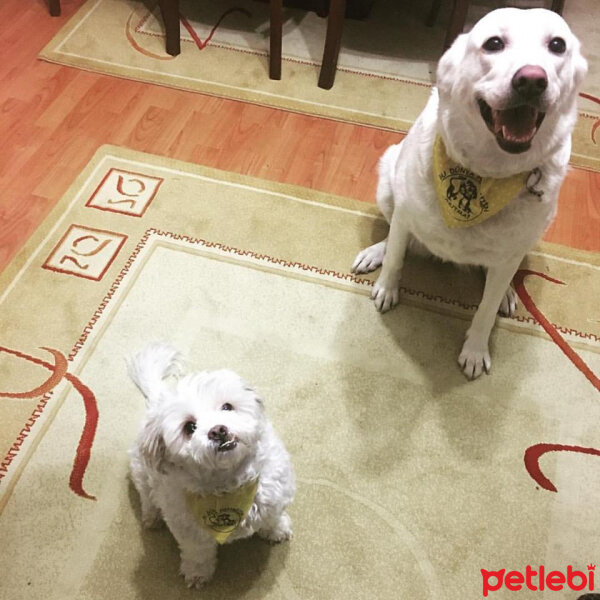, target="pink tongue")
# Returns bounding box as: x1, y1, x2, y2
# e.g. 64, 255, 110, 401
493, 105, 538, 140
